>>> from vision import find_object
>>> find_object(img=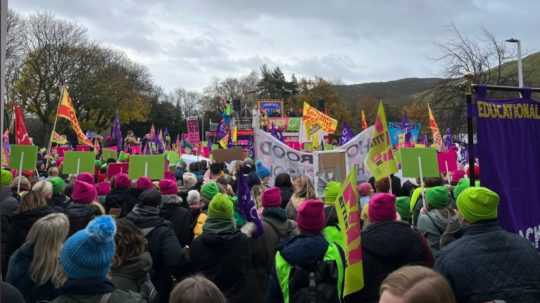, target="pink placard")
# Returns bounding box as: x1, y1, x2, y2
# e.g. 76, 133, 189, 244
107, 163, 129, 178
187, 117, 201, 145
130, 146, 141, 154
57, 146, 71, 157
437, 150, 458, 173
75, 145, 91, 152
